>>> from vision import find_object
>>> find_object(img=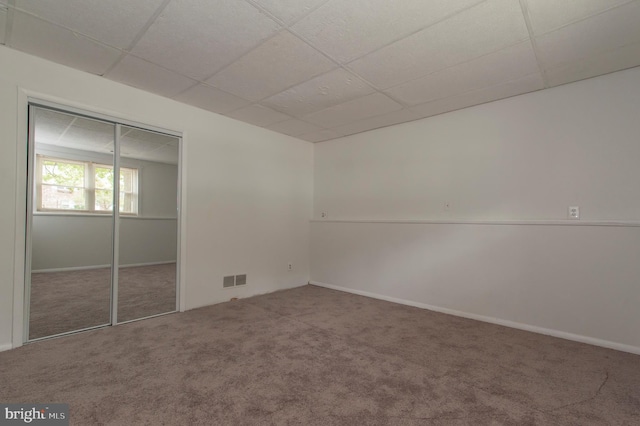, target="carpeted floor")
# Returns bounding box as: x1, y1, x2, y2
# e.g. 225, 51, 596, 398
2, 285, 639, 425
29, 263, 177, 339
